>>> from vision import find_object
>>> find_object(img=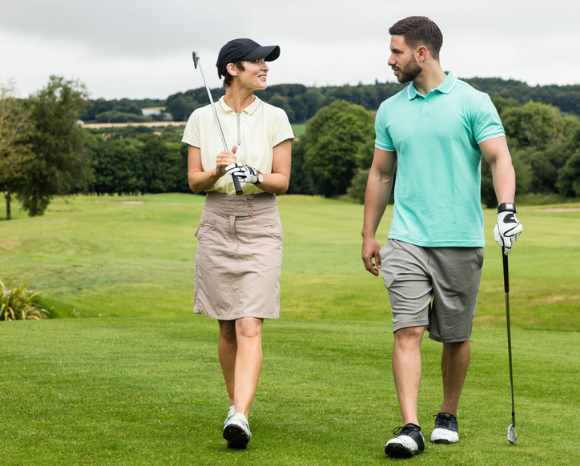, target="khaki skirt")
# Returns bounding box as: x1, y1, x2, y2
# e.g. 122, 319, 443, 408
194, 192, 283, 320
